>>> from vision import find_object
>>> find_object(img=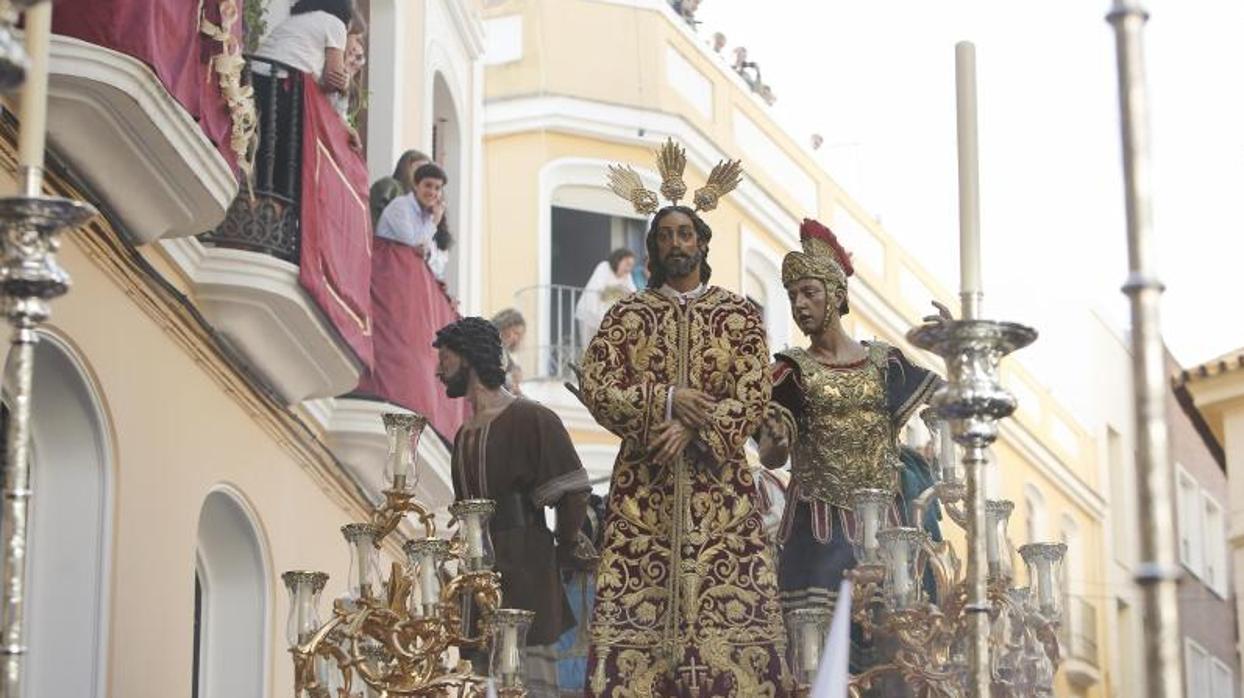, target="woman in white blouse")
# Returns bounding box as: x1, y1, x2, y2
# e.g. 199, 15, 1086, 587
255, 0, 353, 94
